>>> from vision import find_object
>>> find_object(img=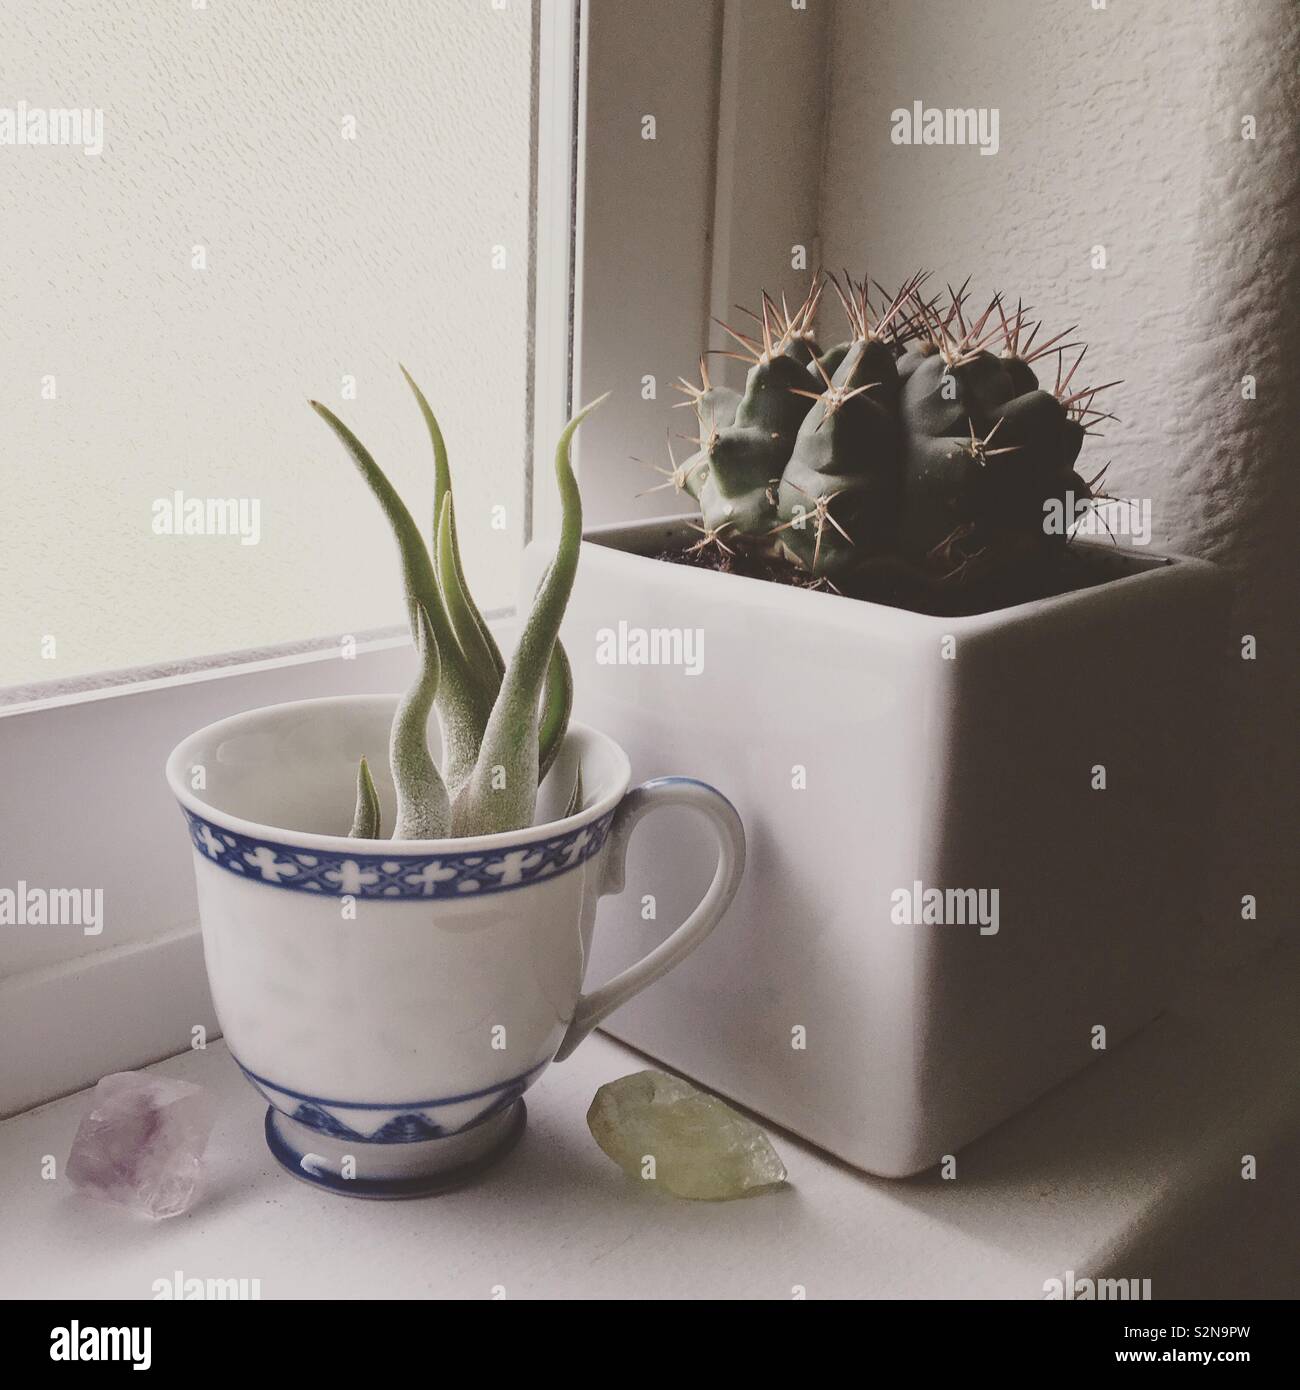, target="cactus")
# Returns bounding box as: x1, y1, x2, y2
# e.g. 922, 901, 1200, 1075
311, 376, 606, 840
668, 272, 1118, 605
